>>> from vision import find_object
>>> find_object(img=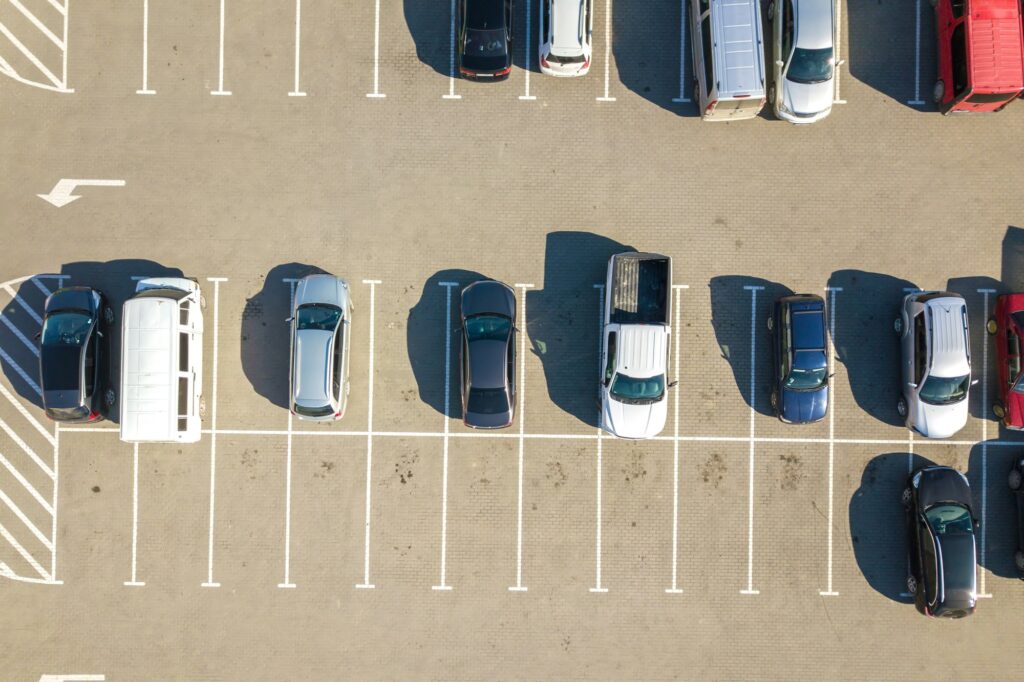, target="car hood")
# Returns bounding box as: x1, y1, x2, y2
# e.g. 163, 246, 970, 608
935, 534, 977, 604
602, 393, 667, 439
916, 467, 973, 509
912, 398, 968, 439
783, 77, 833, 116
780, 385, 828, 423
462, 281, 515, 319
45, 286, 98, 314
